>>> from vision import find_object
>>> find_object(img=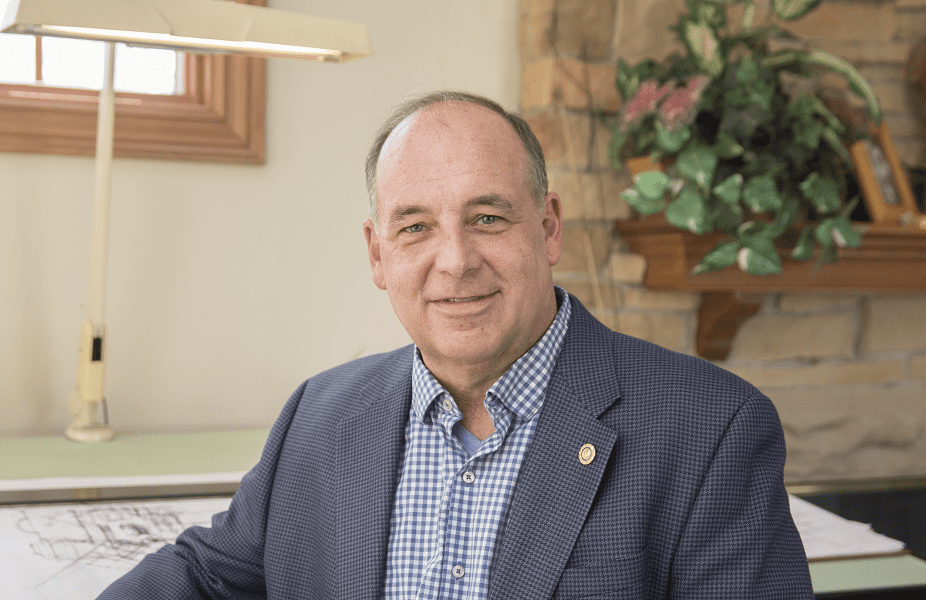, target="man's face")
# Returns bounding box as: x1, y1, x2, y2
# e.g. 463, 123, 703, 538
363, 102, 562, 382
